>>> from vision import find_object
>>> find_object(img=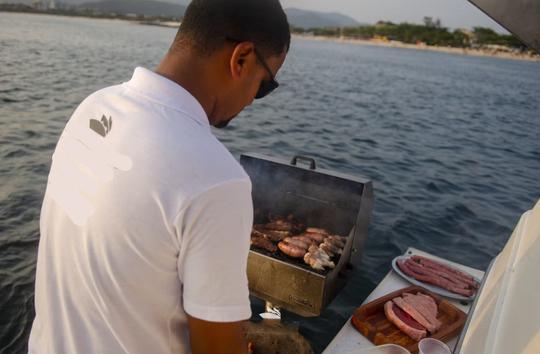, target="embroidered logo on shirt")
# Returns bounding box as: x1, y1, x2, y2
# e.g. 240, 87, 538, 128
89, 115, 113, 137
49, 116, 133, 226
